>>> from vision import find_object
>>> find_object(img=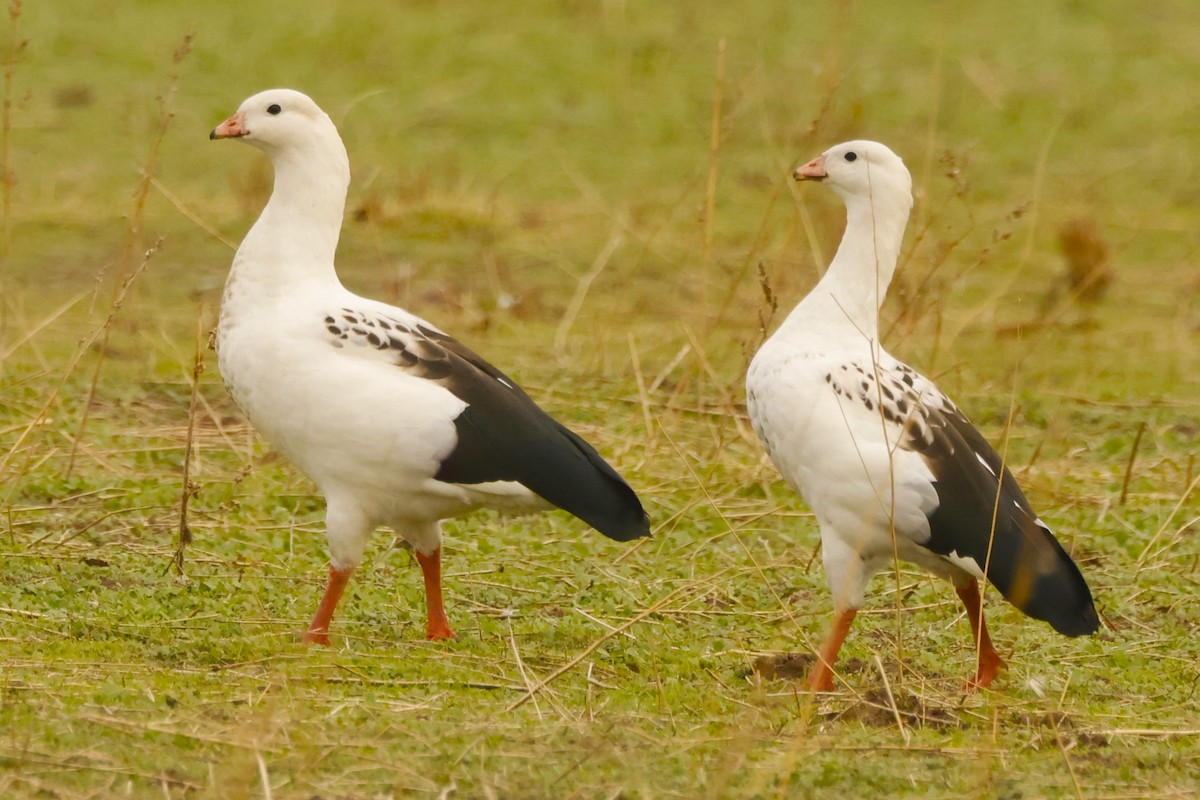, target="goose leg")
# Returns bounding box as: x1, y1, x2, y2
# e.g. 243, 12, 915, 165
956, 579, 1005, 689
303, 565, 354, 645
416, 548, 456, 641
808, 608, 858, 691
